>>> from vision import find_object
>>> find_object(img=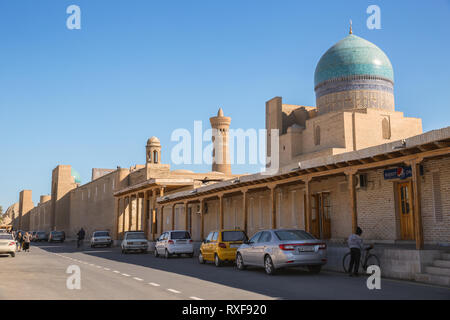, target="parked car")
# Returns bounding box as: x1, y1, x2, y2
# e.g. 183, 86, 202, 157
154, 230, 194, 258
121, 231, 148, 254
35, 231, 49, 242
48, 231, 65, 243
31, 231, 38, 241
236, 229, 327, 275
0, 233, 16, 257
199, 229, 248, 267
90, 231, 113, 248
